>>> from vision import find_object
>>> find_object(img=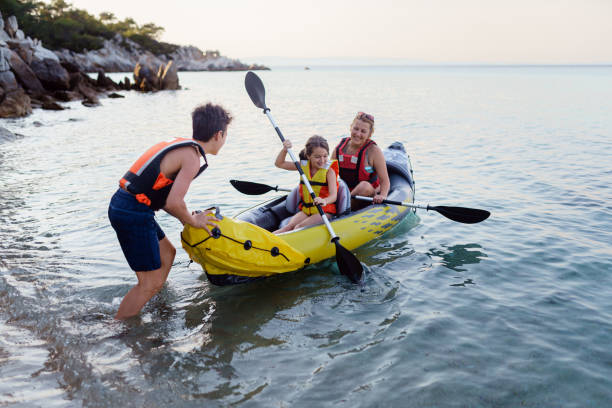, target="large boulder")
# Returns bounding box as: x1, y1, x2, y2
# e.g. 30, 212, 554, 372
33, 39, 60, 62
0, 68, 19, 91
0, 70, 31, 117
160, 60, 179, 90
7, 49, 45, 95
133, 56, 158, 90
7, 38, 34, 65
5, 16, 18, 38
134, 57, 180, 92
95, 71, 120, 91
69, 71, 99, 106
1, 46, 31, 117
30, 57, 70, 90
